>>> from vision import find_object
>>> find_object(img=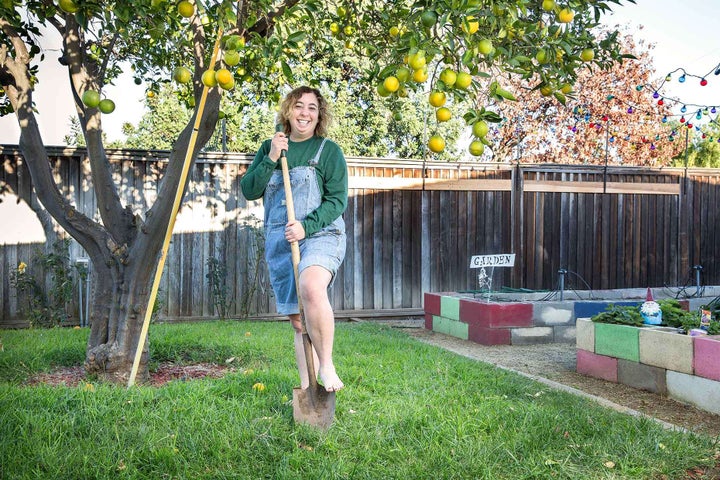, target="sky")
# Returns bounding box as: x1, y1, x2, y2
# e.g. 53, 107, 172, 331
0, 0, 719, 145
